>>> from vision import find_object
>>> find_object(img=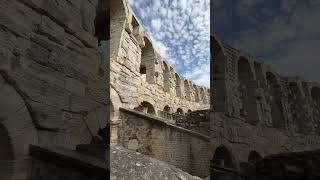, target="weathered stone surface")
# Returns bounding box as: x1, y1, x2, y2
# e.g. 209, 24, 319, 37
118, 108, 211, 178
210, 35, 320, 179
0, 0, 108, 179
29, 144, 108, 180
110, 145, 203, 180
